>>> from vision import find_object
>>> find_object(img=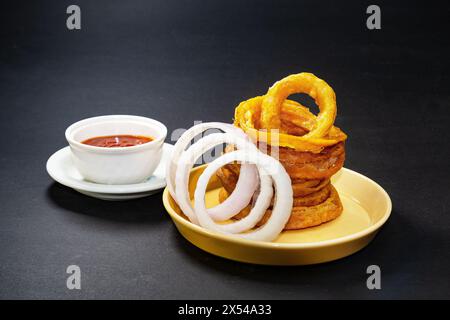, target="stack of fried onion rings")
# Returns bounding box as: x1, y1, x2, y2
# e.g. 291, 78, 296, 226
217, 72, 348, 230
